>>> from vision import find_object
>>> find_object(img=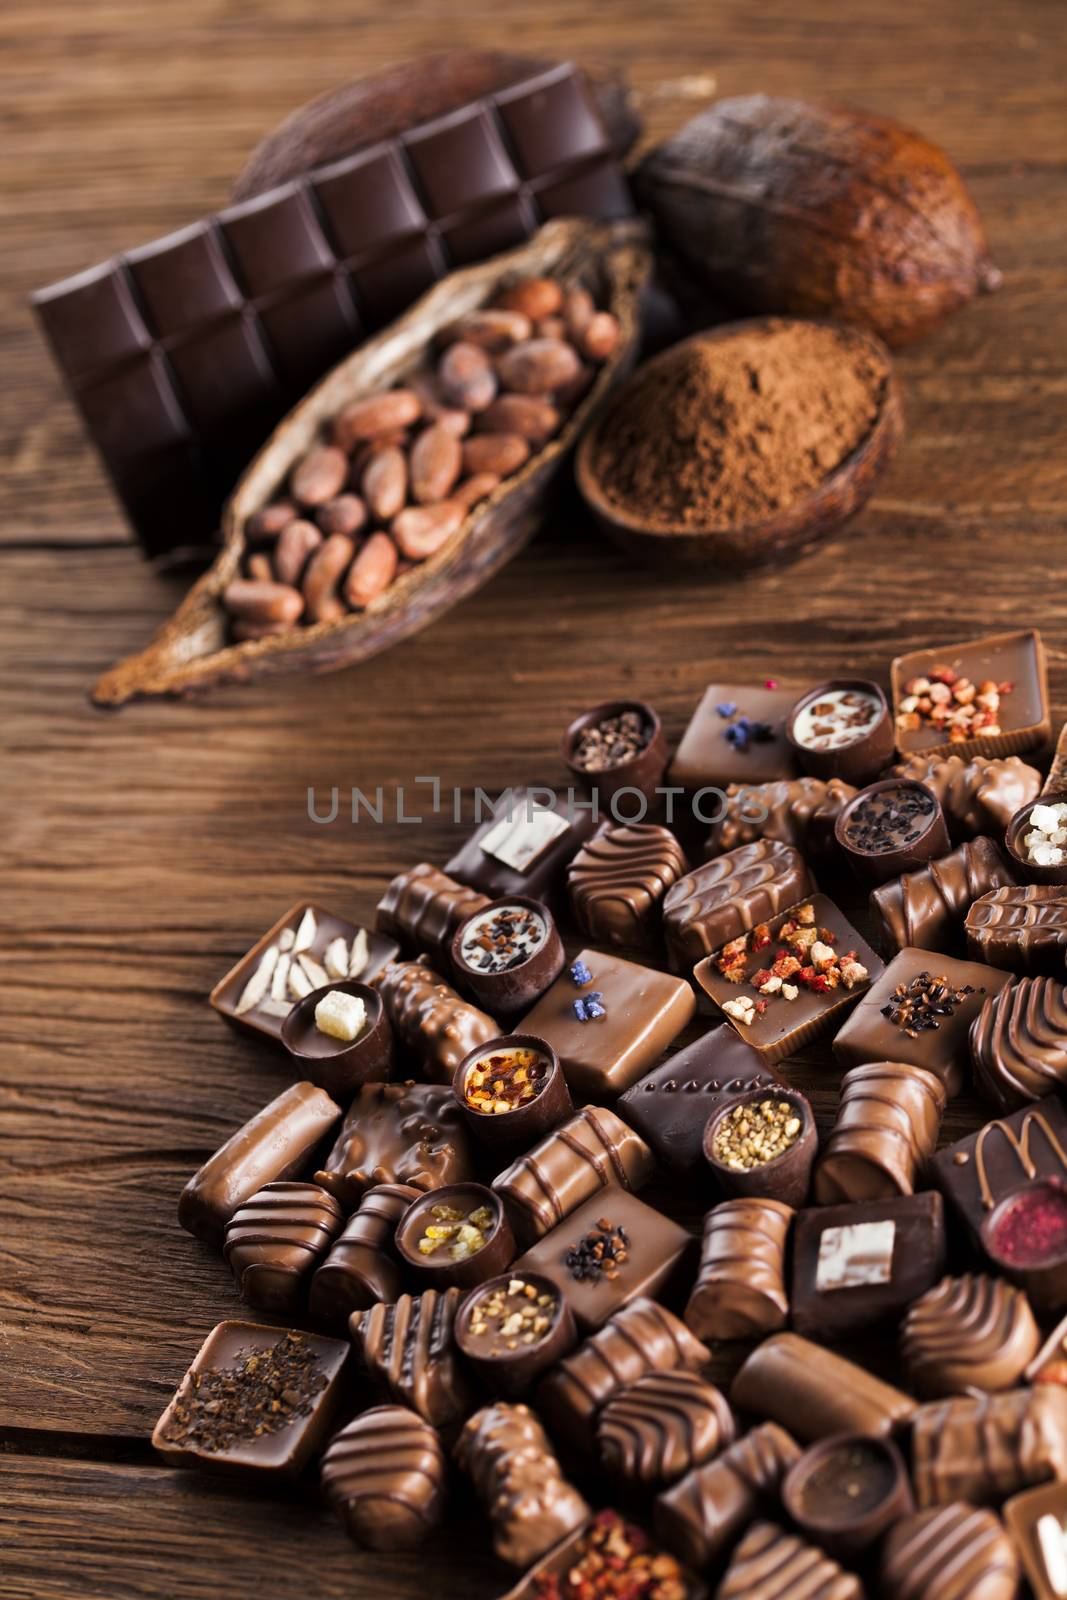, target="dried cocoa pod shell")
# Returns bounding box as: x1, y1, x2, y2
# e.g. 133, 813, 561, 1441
634, 96, 1000, 348
93, 217, 650, 705
231, 52, 640, 202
